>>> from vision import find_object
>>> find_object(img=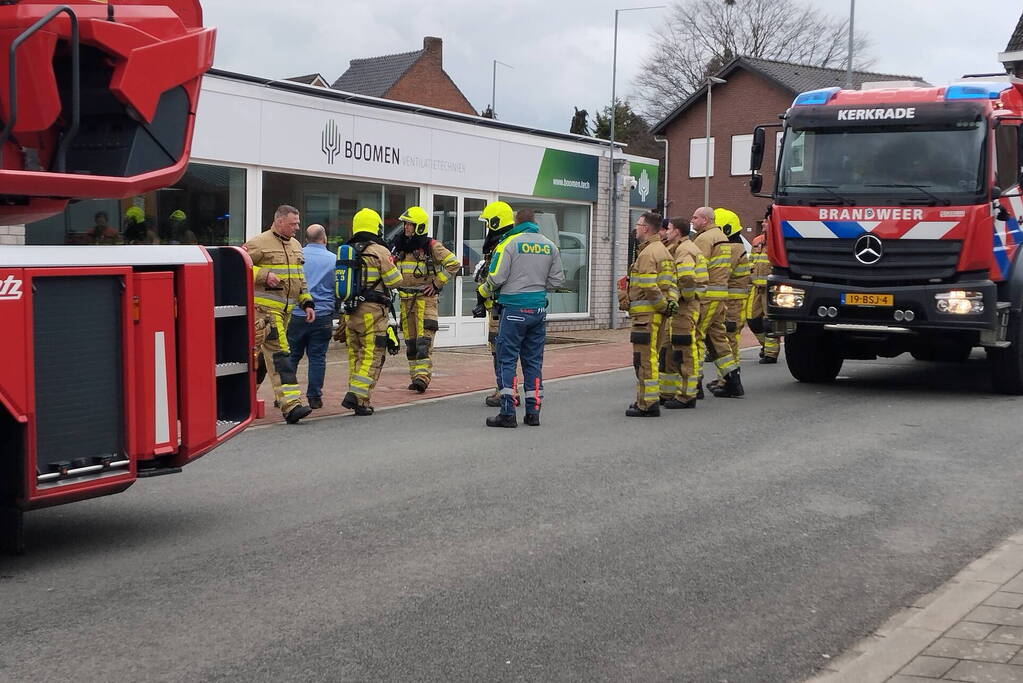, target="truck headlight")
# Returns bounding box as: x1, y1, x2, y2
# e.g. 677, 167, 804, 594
770, 284, 805, 309
934, 290, 984, 315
